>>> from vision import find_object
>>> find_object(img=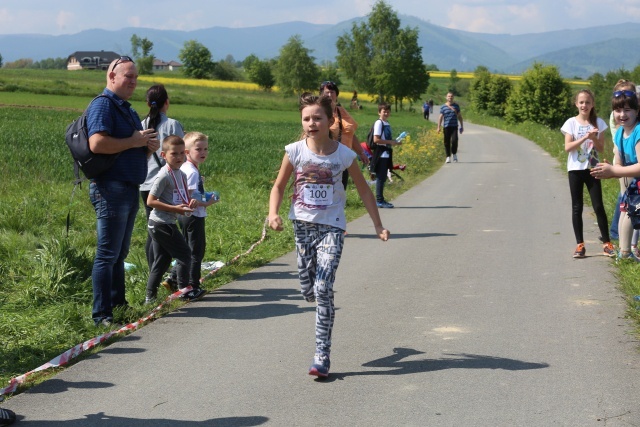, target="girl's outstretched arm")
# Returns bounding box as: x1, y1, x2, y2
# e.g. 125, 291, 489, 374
268, 153, 294, 231
348, 161, 390, 241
